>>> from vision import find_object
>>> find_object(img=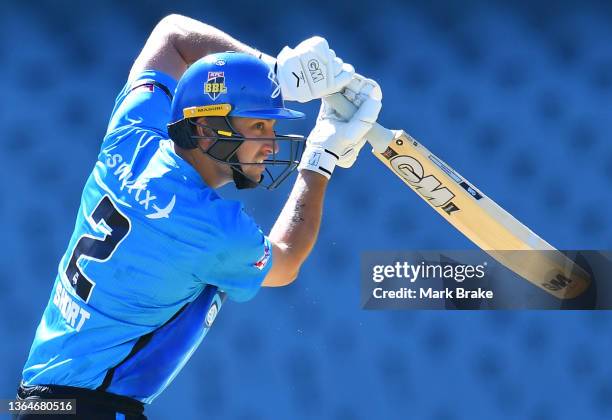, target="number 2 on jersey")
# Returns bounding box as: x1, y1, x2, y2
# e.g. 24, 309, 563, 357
65, 195, 131, 302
